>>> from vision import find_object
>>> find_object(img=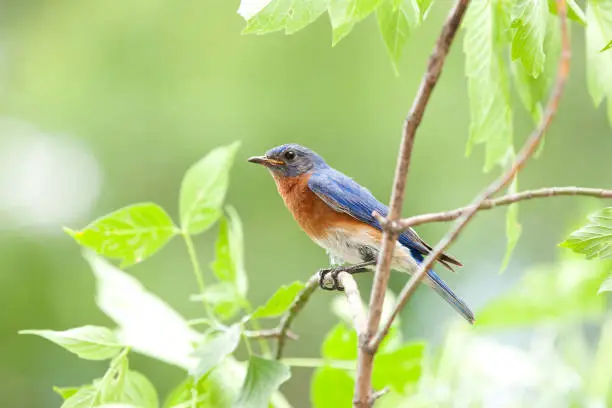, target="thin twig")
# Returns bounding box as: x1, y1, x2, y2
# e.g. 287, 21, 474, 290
244, 328, 299, 340
354, 0, 471, 406
372, 187, 612, 231
338, 272, 368, 334
370, 0, 571, 351
370, 387, 390, 405
275, 274, 319, 360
